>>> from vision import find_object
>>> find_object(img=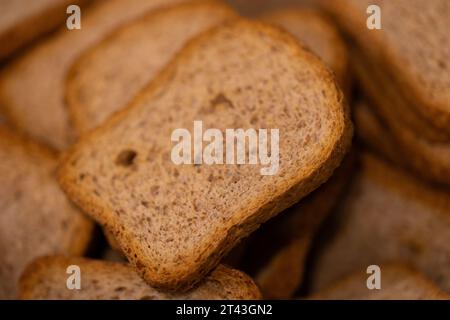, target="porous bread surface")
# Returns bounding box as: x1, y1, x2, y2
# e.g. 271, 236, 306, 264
67, 0, 236, 135
261, 8, 349, 89
310, 265, 449, 300
0, 0, 187, 150
0, 0, 80, 59
245, 153, 354, 299
19, 256, 262, 300
310, 153, 450, 293
322, 0, 450, 136
0, 126, 93, 299
354, 53, 450, 186
59, 20, 352, 290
